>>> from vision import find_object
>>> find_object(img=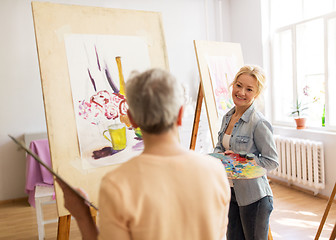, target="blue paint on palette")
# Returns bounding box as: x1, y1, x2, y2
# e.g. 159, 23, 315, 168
208, 152, 266, 179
